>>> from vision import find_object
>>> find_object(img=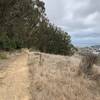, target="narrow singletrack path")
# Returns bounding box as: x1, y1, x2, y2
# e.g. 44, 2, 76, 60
0, 53, 30, 100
